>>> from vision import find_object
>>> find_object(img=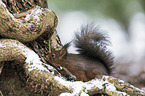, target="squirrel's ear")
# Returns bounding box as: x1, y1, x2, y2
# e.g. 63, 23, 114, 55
59, 42, 71, 57
60, 48, 67, 57
64, 41, 72, 49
